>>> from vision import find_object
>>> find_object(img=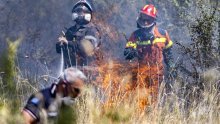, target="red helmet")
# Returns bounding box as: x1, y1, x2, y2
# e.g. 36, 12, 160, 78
140, 4, 157, 18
